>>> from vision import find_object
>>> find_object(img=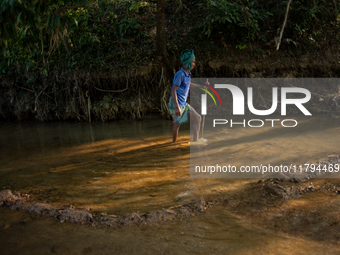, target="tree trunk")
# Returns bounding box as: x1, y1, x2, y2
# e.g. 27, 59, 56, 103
156, 0, 166, 58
